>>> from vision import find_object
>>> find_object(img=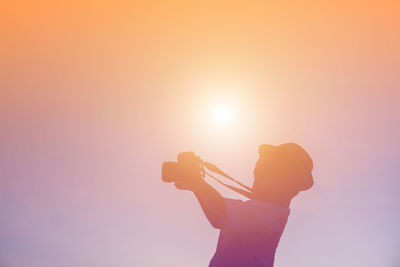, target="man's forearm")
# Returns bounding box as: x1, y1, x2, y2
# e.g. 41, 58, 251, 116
191, 179, 227, 229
